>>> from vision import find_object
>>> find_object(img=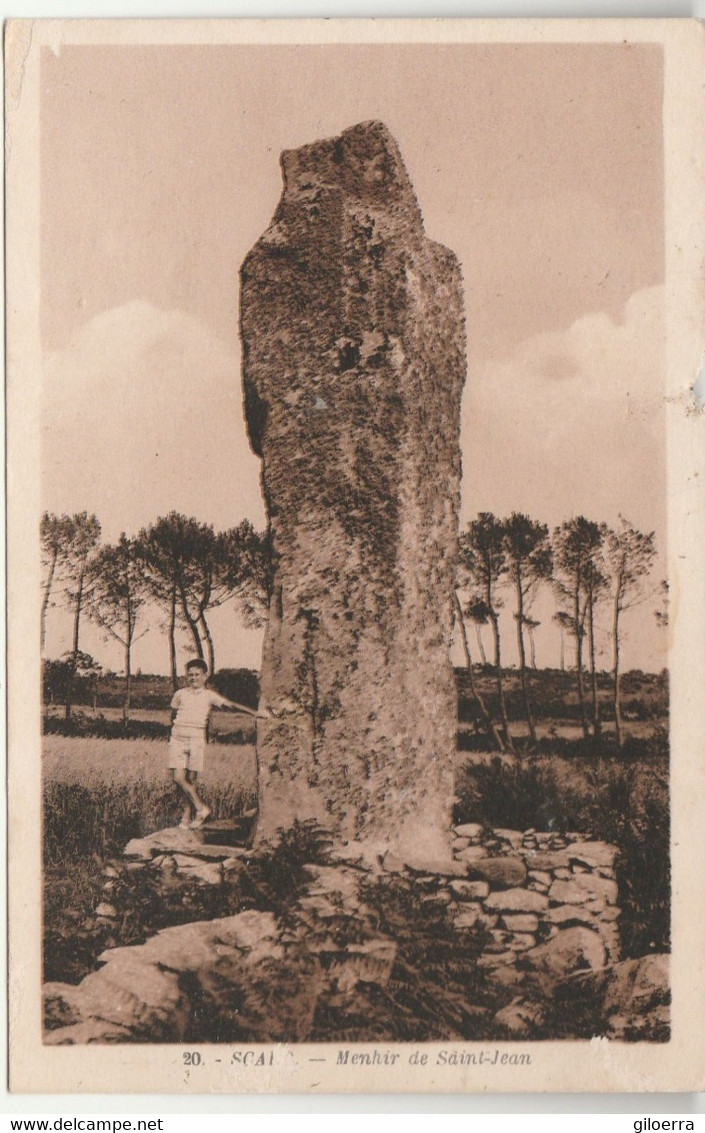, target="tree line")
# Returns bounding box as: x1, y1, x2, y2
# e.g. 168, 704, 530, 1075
455, 512, 664, 752
41, 511, 270, 720
41, 508, 664, 747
